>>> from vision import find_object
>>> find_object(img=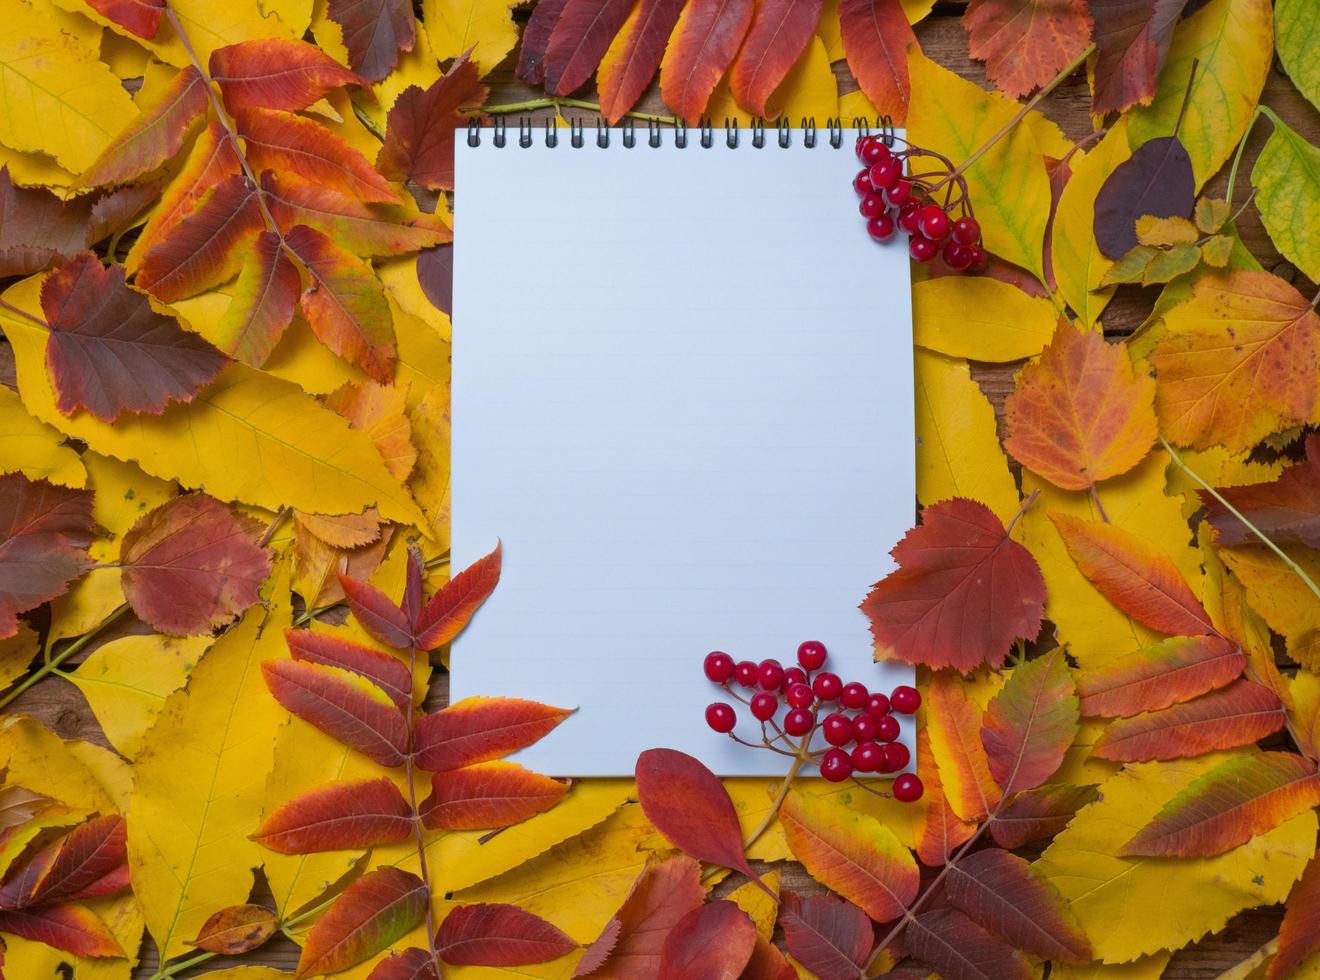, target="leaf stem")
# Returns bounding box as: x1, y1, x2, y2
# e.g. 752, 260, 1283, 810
0, 604, 129, 710
1005, 488, 1041, 537
259, 507, 290, 548
1225, 106, 1264, 208
1089, 484, 1110, 523
0, 296, 49, 329
403, 640, 444, 976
